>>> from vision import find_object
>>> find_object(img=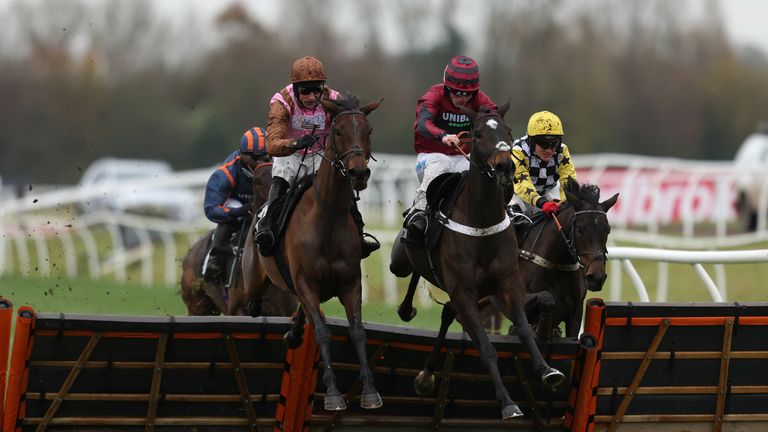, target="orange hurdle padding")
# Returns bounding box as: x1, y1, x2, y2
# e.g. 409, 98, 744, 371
3, 306, 36, 432
568, 298, 606, 432
274, 322, 319, 432
0, 298, 13, 429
